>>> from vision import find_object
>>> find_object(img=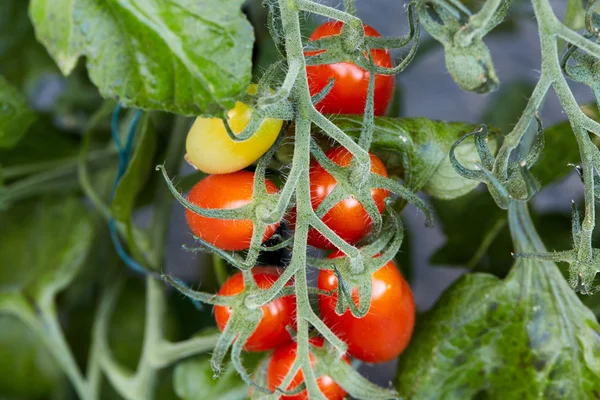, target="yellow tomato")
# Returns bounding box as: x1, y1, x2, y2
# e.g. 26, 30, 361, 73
185, 85, 283, 174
